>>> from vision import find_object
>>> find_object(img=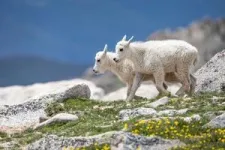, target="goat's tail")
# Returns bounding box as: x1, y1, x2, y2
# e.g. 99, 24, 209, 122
192, 47, 199, 66
193, 56, 198, 66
